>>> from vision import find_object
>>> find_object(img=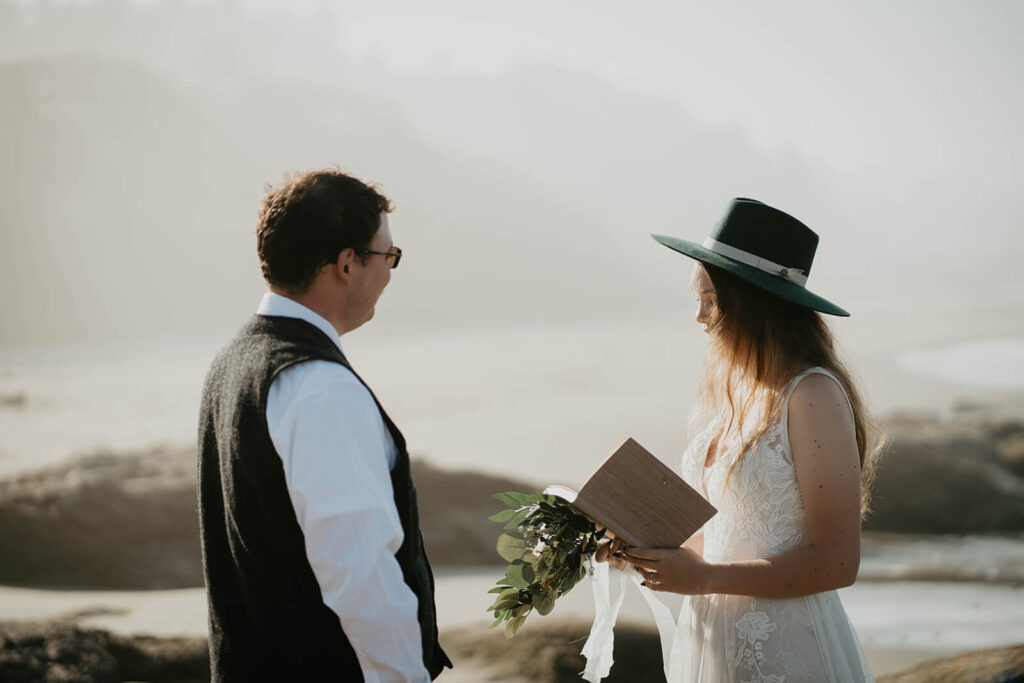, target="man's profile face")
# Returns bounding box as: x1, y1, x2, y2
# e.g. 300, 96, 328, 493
348, 212, 394, 329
